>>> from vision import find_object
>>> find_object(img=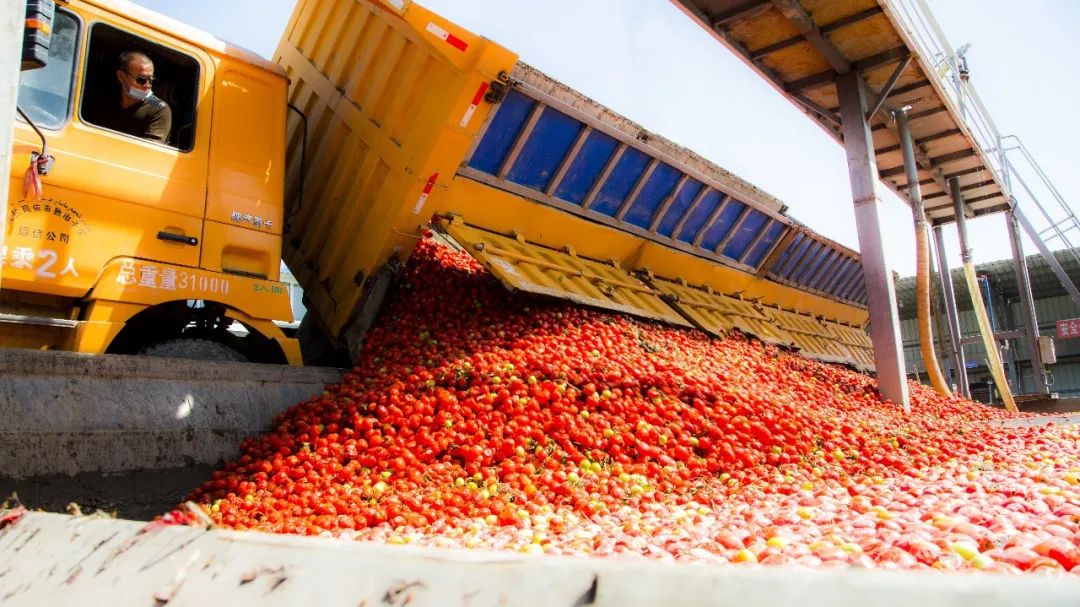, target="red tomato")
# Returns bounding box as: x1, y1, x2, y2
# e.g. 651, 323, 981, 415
160, 237, 1080, 577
